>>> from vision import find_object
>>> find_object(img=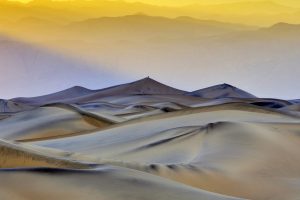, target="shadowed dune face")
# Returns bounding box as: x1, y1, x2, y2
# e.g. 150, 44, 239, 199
1, 79, 300, 200
187, 84, 256, 99
12, 77, 187, 106
0, 99, 33, 113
